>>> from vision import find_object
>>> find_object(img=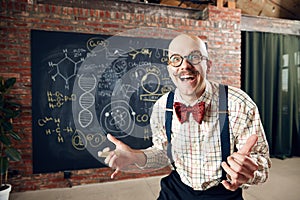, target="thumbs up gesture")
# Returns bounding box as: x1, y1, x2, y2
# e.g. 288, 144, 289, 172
221, 134, 259, 191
